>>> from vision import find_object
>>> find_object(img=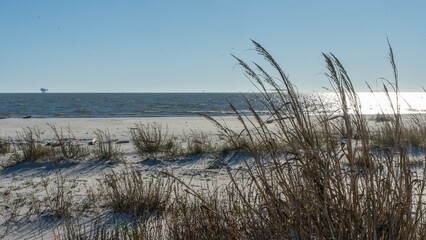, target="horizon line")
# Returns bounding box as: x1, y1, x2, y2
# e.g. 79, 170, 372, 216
0, 90, 425, 94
